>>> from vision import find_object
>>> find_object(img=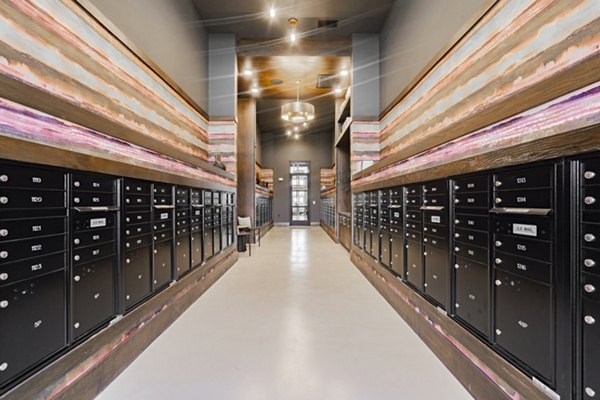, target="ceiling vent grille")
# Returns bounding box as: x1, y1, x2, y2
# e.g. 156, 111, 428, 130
316, 74, 339, 89
317, 19, 338, 29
